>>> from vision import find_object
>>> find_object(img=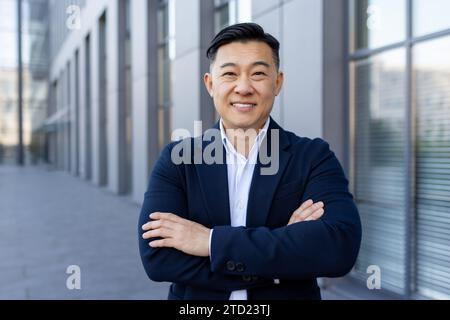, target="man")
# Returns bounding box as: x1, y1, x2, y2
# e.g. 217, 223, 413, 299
138, 23, 361, 300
